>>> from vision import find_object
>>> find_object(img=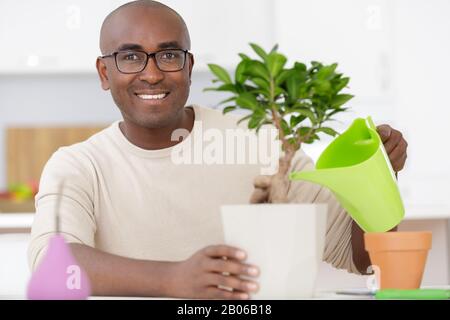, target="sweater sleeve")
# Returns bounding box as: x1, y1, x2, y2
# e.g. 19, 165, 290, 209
286, 149, 361, 274
28, 147, 97, 271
